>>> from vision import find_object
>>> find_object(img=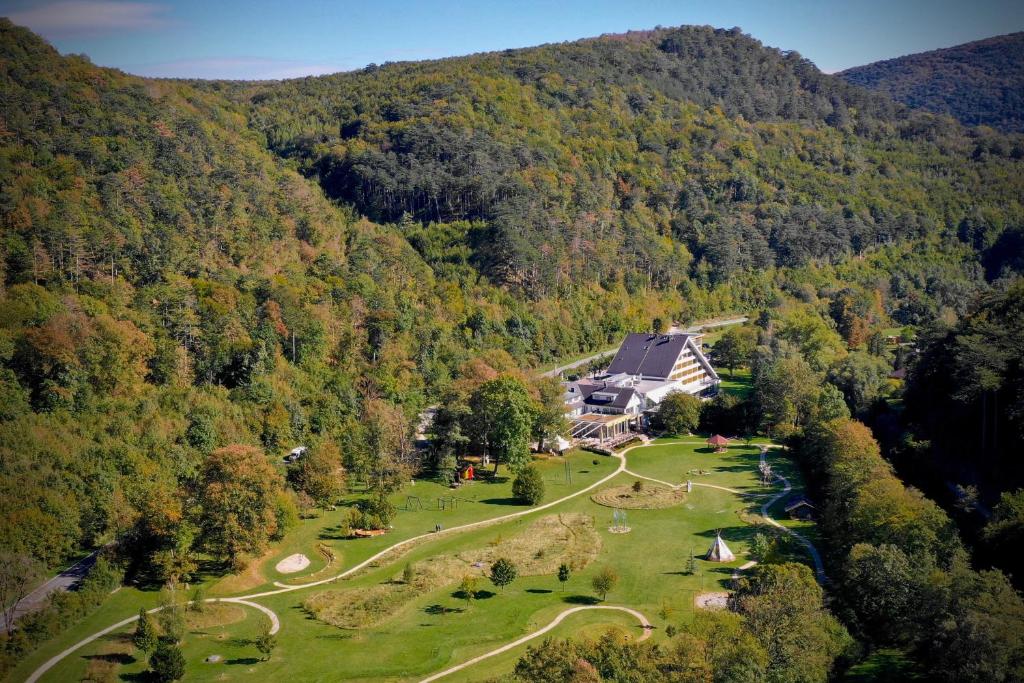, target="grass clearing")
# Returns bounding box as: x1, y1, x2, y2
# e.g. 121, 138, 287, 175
303, 513, 600, 629
15, 440, 824, 683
